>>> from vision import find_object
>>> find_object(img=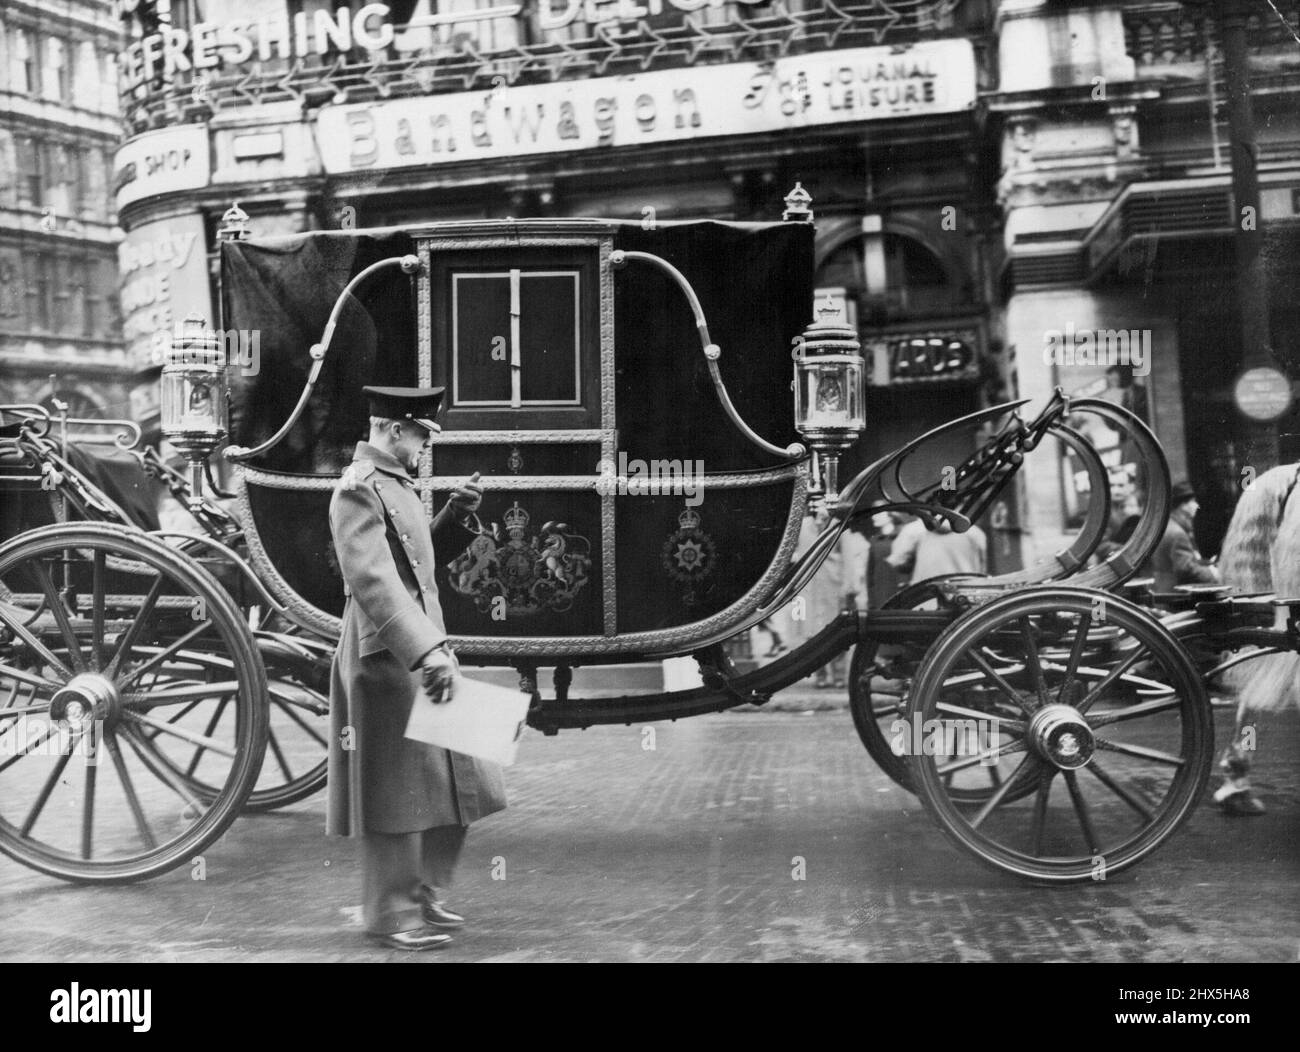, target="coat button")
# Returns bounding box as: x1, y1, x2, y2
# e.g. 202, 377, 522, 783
402, 533, 410, 542
412, 559, 420, 566
421, 584, 429, 592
